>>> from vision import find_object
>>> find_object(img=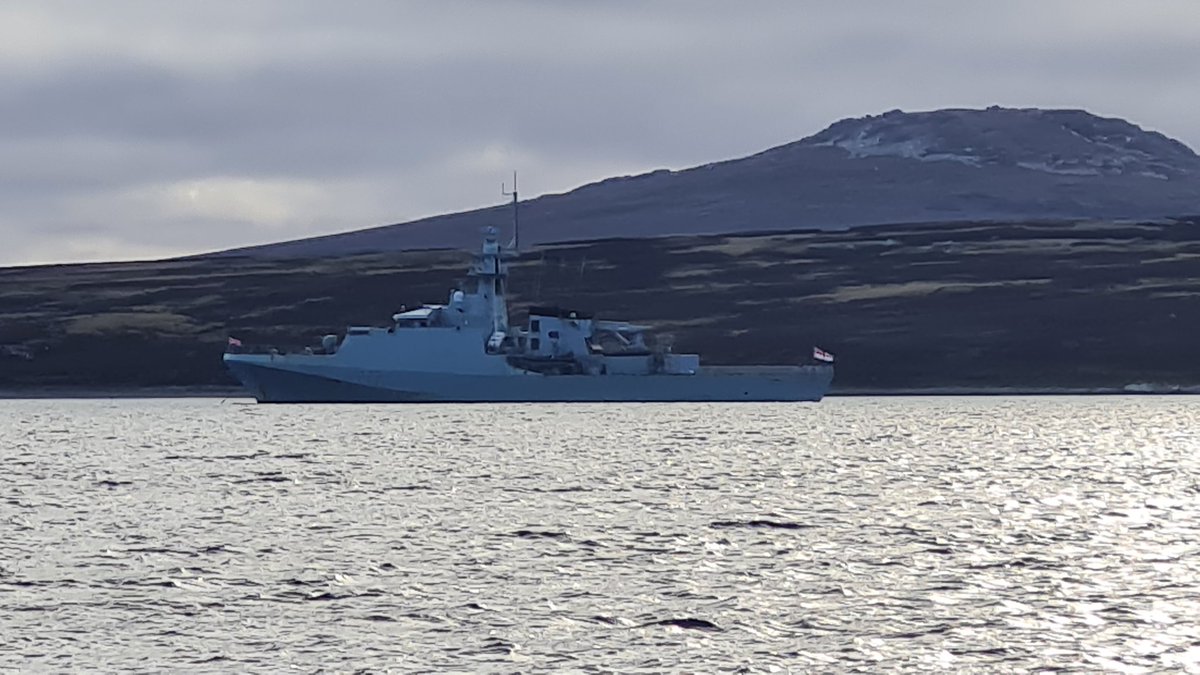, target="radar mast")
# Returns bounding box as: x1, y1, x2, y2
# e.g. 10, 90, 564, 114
501, 171, 519, 251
